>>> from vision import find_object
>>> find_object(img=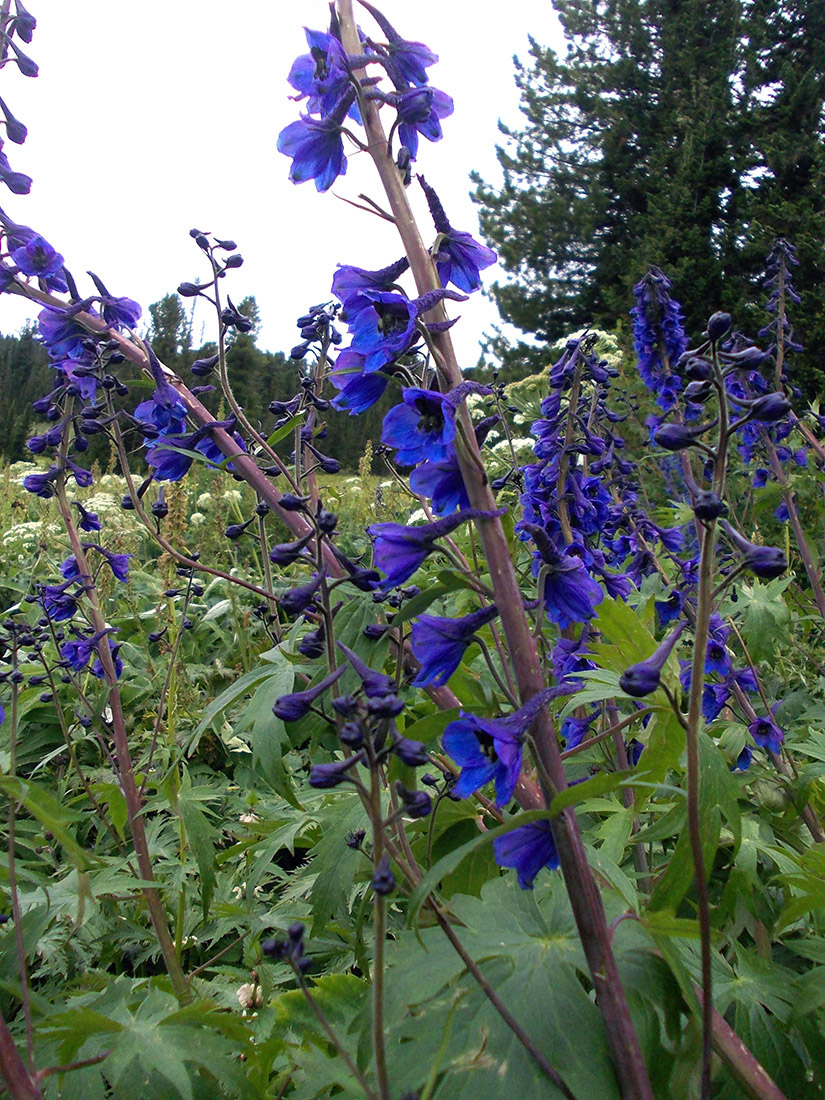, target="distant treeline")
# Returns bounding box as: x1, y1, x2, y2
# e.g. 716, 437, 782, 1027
0, 293, 393, 472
